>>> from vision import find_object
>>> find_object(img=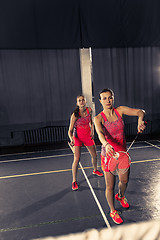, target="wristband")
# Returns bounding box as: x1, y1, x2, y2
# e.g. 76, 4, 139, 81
104, 142, 109, 148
